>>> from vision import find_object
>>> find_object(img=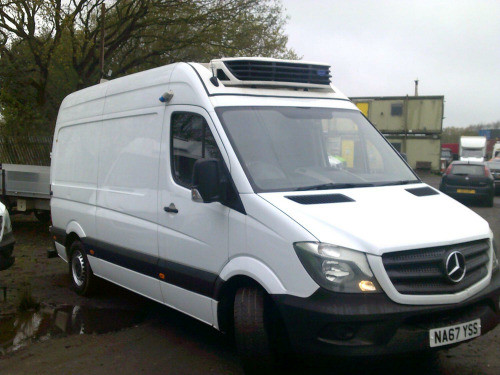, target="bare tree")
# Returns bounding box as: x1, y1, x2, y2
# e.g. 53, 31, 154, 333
0, 0, 297, 135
